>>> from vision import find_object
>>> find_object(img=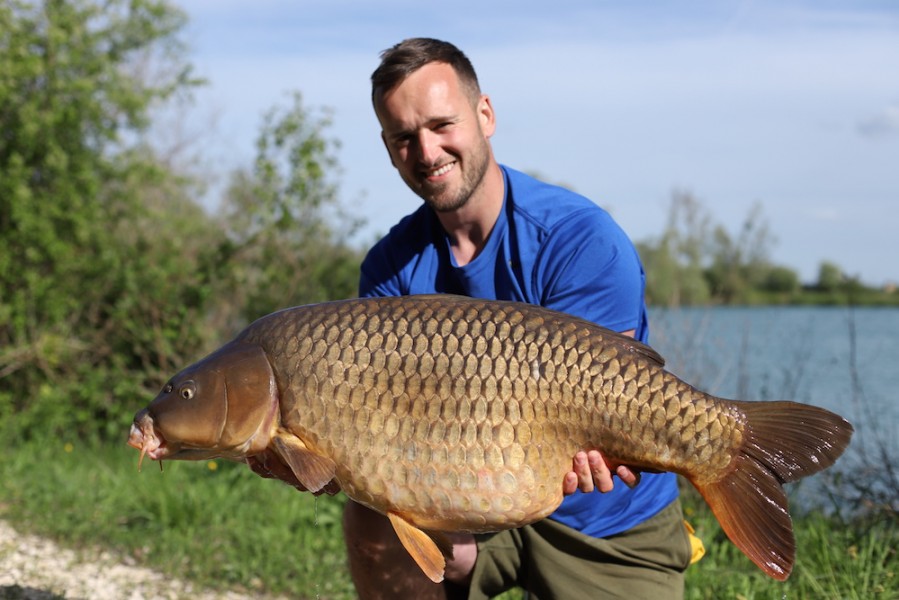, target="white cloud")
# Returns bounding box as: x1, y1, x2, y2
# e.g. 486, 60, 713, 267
858, 103, 899, 139
808, 207, 842, 222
